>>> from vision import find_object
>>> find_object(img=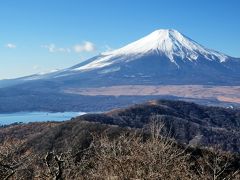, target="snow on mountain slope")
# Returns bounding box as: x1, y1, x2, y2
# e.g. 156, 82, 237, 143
1, 29, 239, 88
73, 29, 229, 71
